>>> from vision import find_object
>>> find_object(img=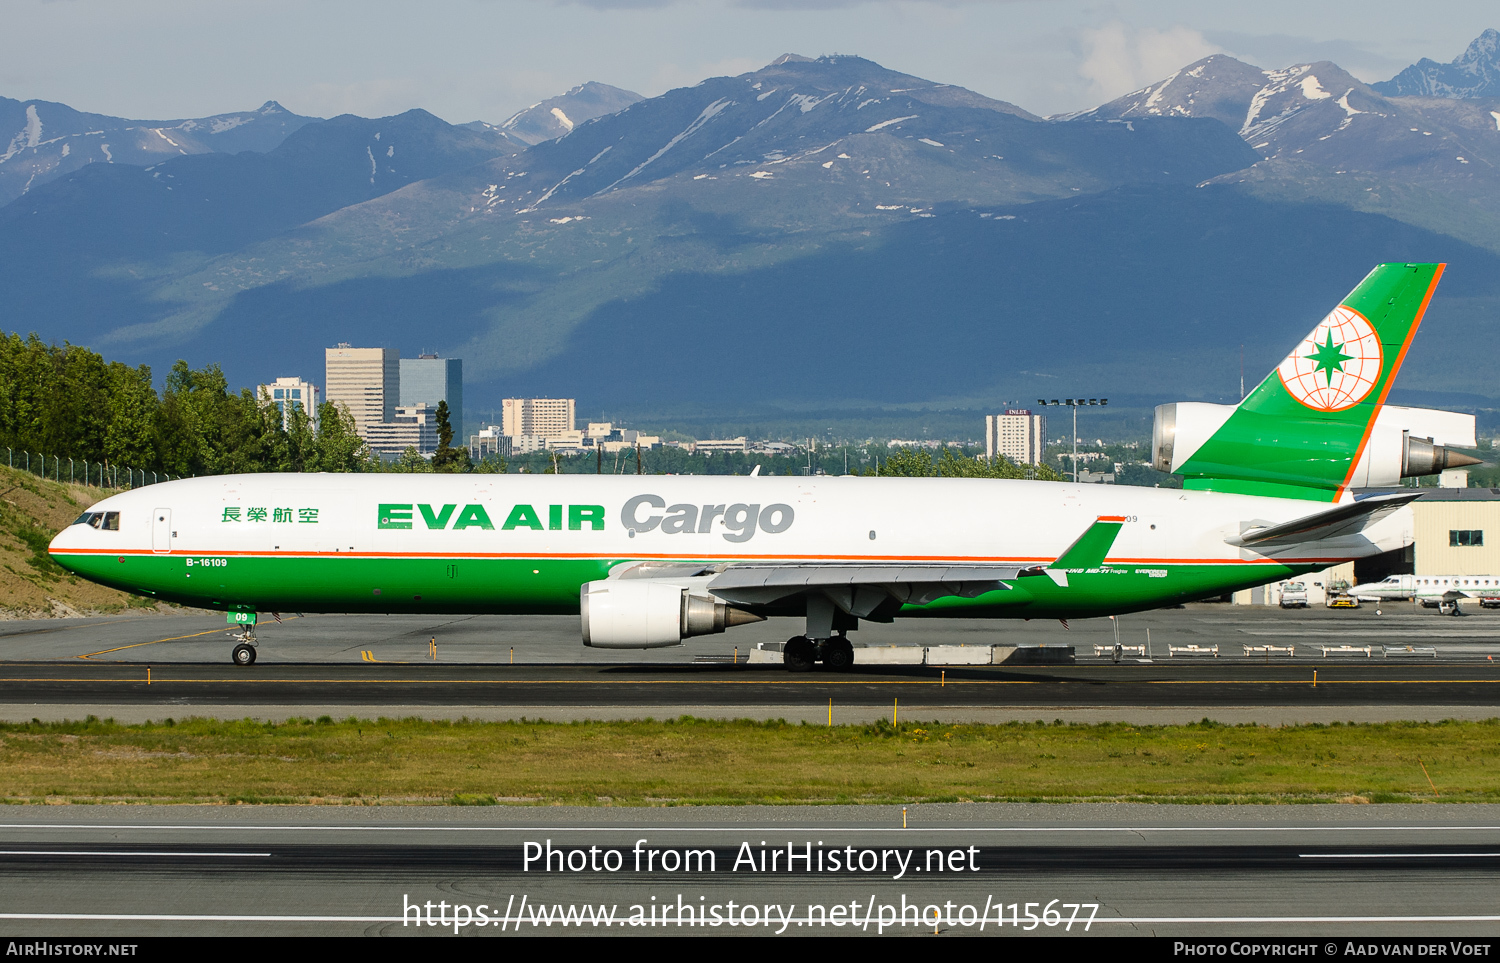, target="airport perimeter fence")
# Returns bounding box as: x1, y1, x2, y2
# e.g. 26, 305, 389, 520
4, 448, 176, 491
